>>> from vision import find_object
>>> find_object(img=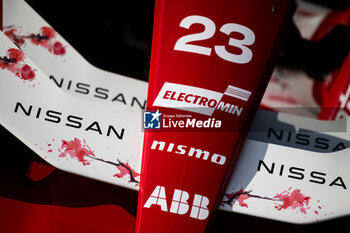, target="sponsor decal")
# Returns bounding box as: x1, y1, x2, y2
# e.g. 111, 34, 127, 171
257, 160, 347, 189
14, 102, 125, 140
143, 186, 210, 220
224, 85, 251, 101
49, 75, 147, 110
150, 140, 226, 166
265, 128, 349, 152
153, 82, 250, 116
